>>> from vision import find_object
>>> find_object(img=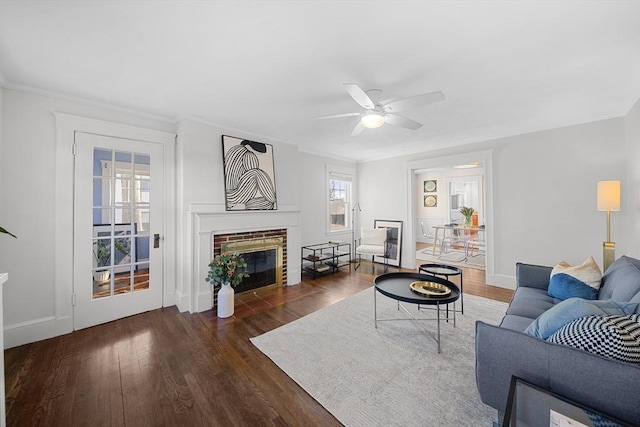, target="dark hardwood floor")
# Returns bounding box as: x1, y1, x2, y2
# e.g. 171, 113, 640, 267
4, 261, 513, 426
